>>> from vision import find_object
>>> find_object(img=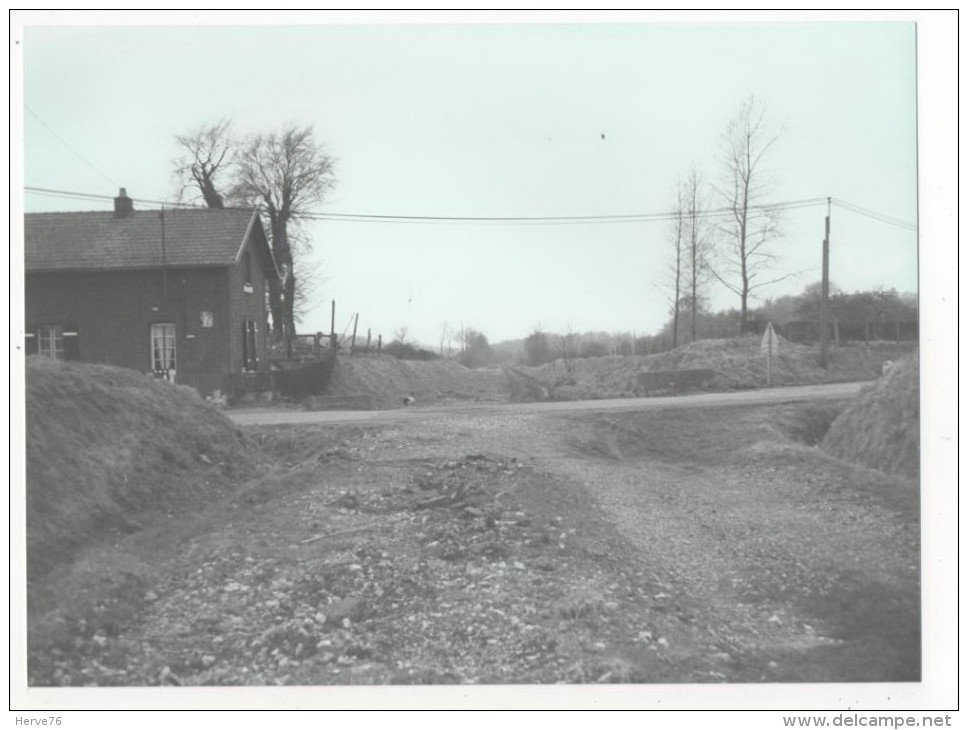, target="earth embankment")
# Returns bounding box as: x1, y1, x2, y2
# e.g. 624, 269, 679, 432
25, 358, 255, 578
821, 354, 919, 478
